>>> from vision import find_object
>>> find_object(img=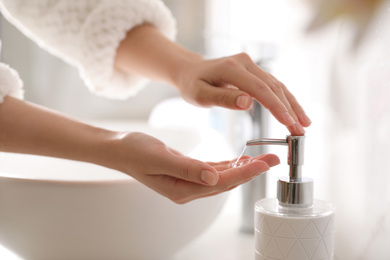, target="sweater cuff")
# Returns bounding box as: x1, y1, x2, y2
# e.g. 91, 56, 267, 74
0, 62, 24, 103
77, 0, 176, 99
